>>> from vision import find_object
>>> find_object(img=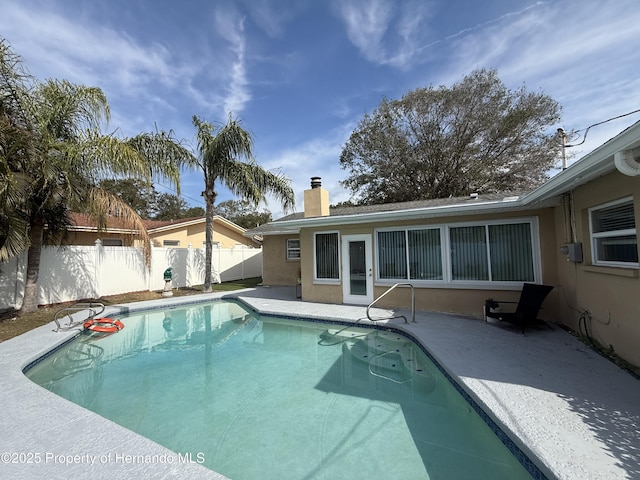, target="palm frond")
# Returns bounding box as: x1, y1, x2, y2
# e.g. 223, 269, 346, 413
86, 187, 153, 265
34, 80, 109, 141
